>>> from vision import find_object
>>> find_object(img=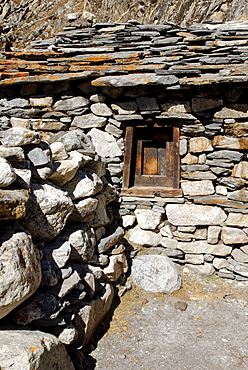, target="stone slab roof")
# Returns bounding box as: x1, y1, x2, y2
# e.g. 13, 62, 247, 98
1, 20, 248, 87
